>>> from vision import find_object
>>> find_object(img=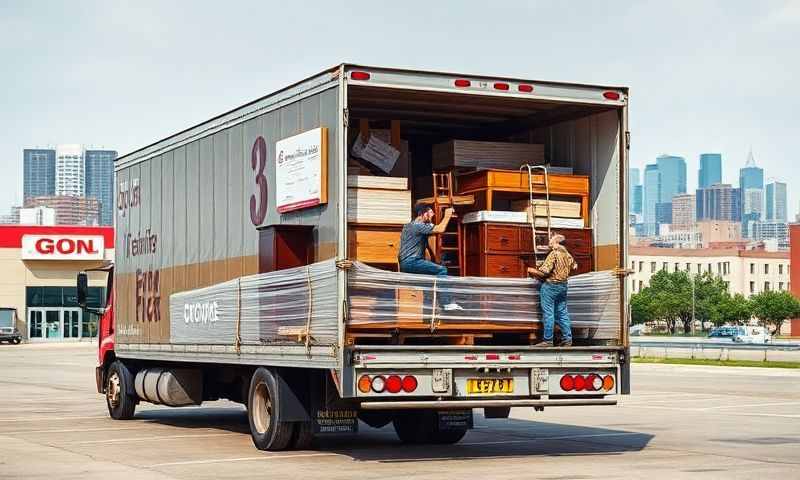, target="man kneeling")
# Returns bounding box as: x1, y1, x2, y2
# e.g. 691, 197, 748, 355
398, 204, 462, 311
